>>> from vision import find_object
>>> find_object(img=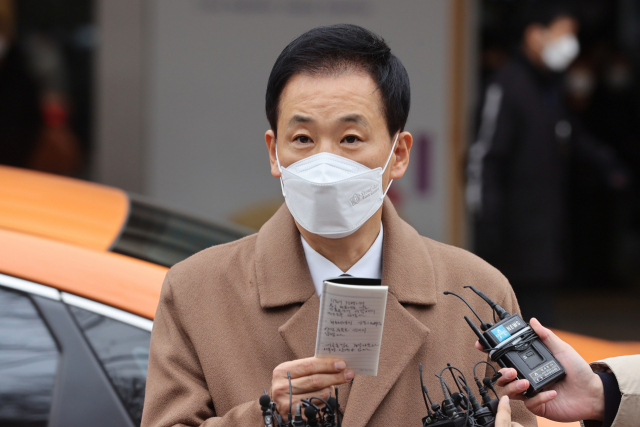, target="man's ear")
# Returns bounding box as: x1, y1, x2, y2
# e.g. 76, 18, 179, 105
265, 130, 281, 178
389, 131, 412, 180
